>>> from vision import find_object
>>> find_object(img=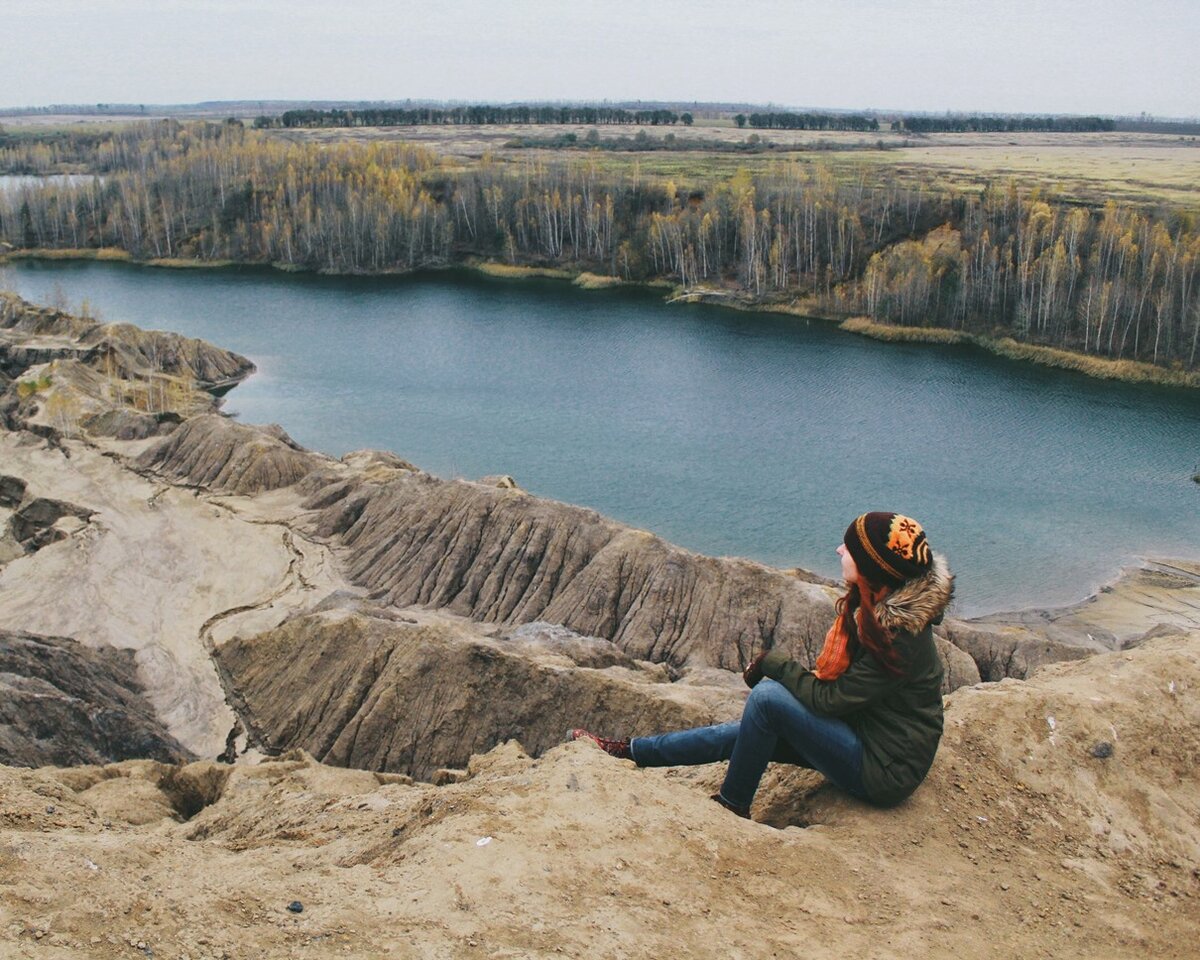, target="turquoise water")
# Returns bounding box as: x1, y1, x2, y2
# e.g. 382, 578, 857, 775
3, 259, 1198, 617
